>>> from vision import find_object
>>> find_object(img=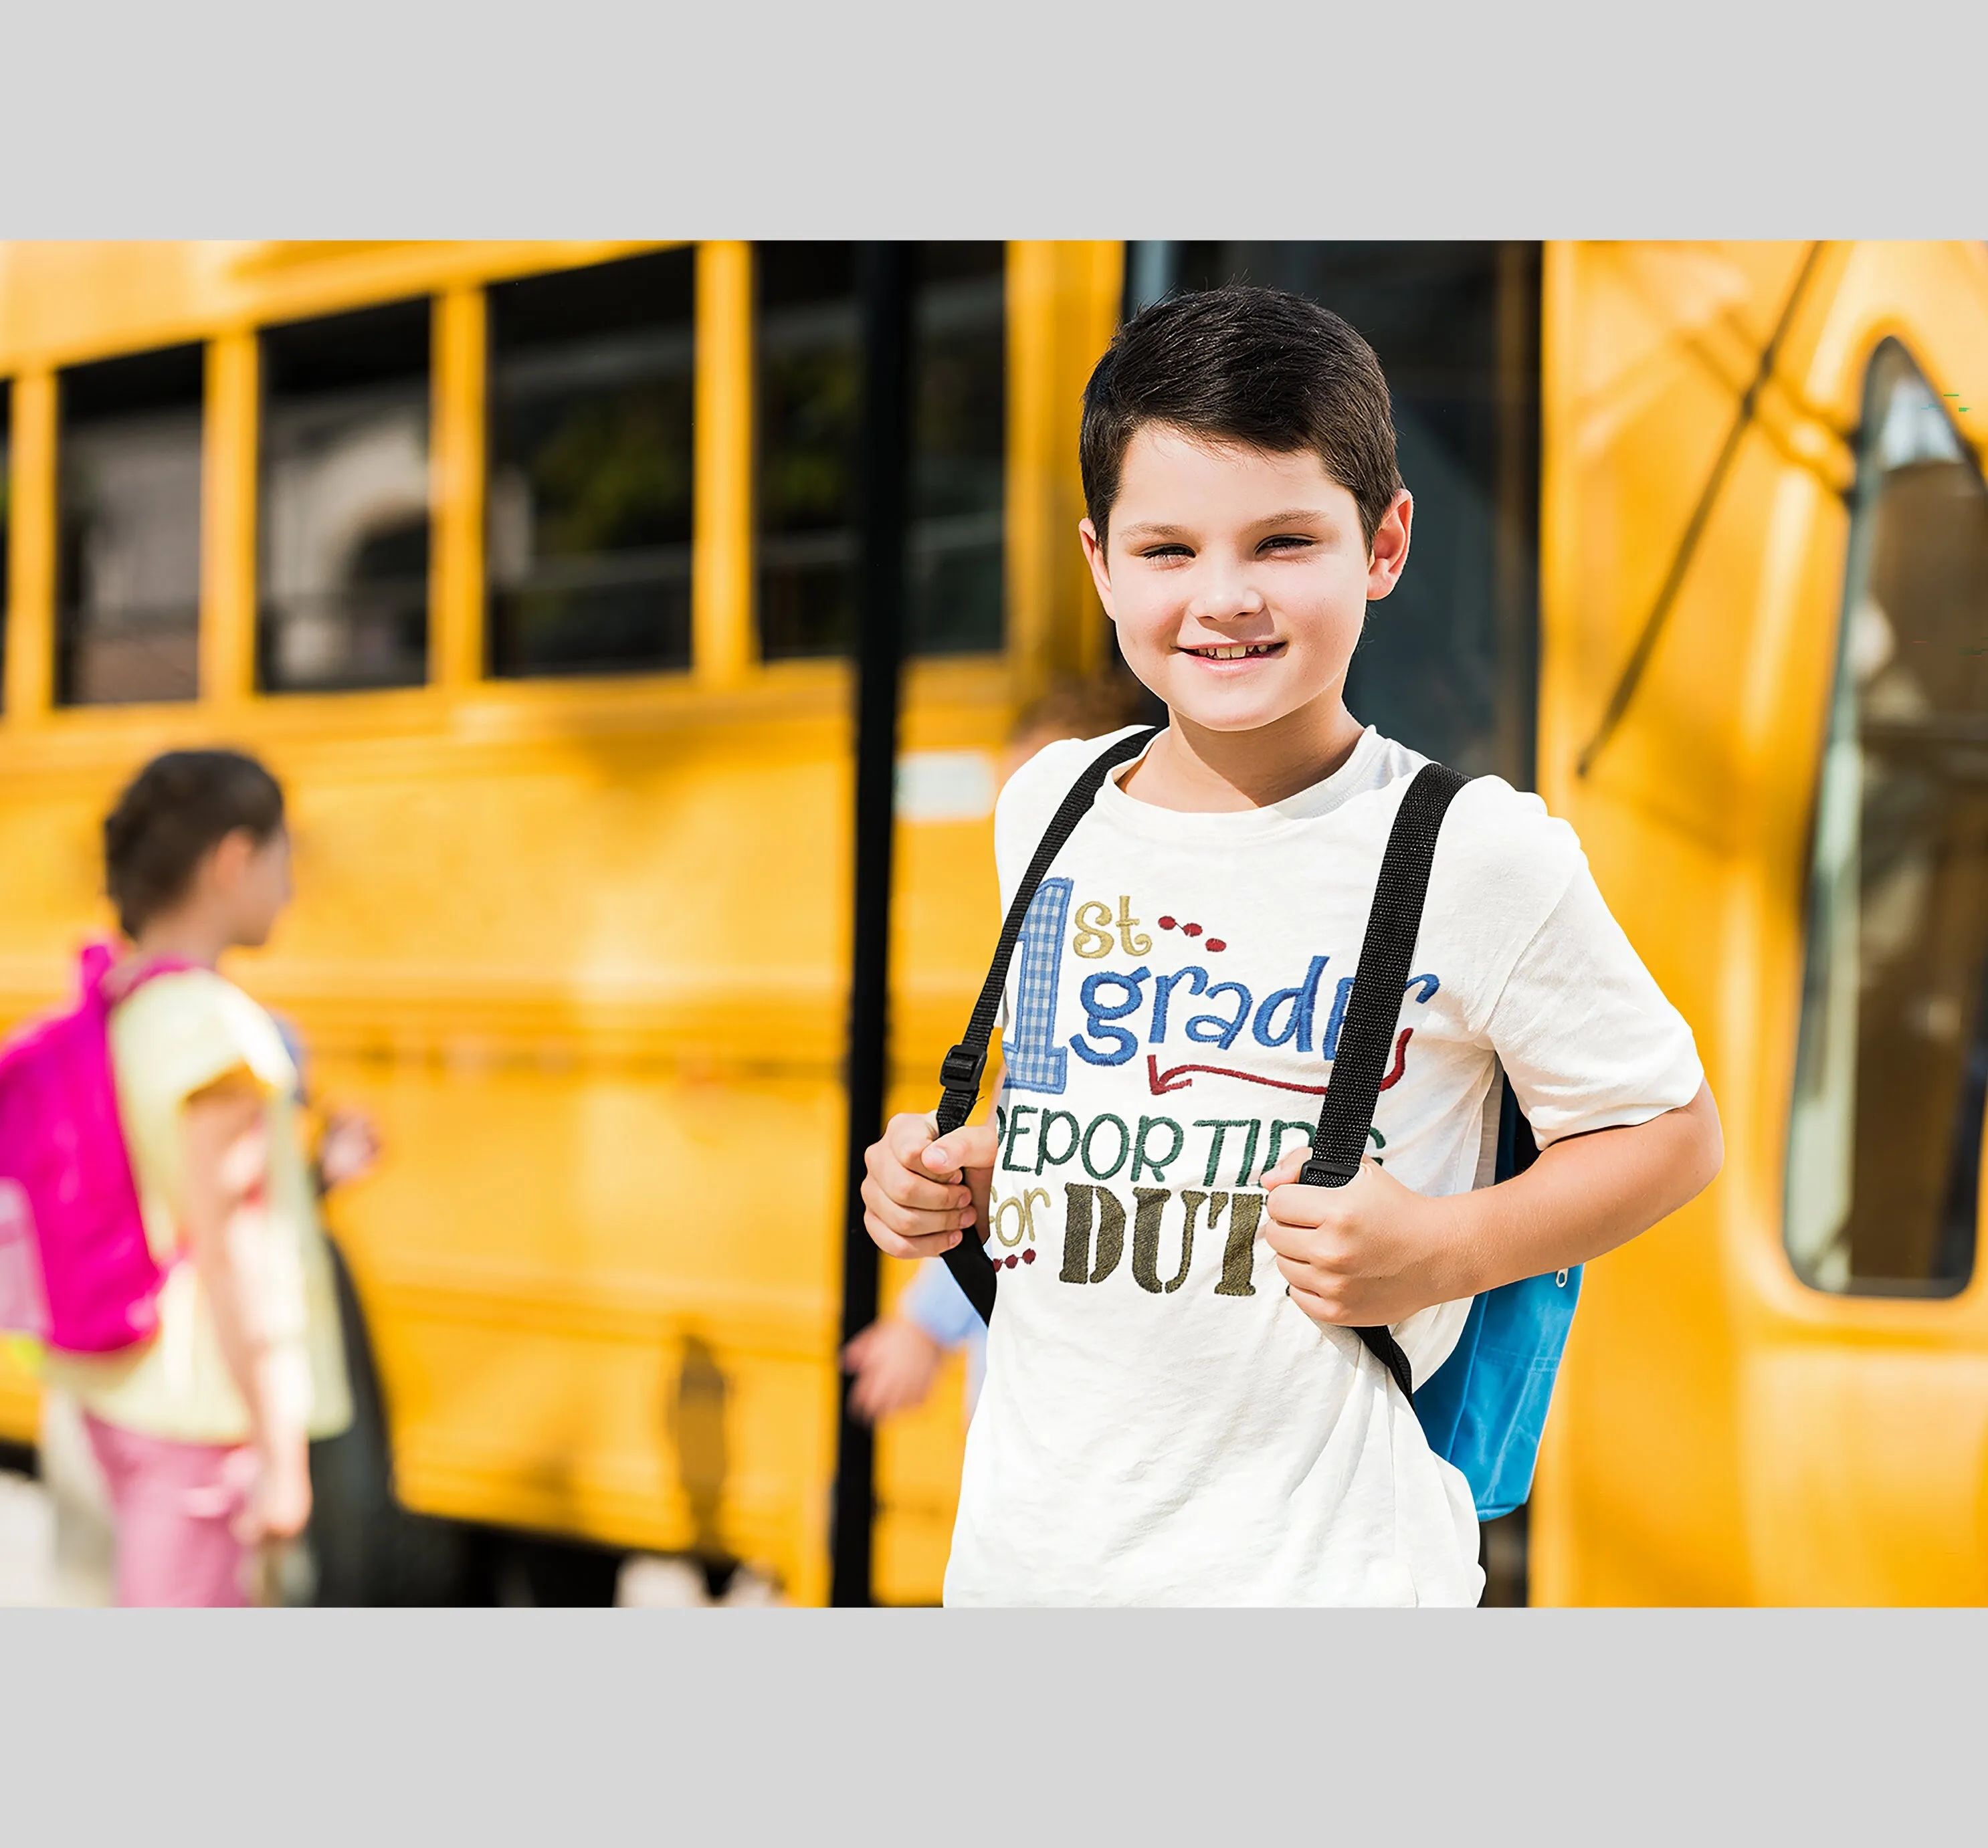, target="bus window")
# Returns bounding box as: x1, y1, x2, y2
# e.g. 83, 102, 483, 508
1787, 344, 1988, 1295
56, 345, 205, 706
755, 241, 1006, 660
1167, 243, 1541, 784
487, 248, 695, 678
906, 242, 1004, 655
259, 300, 431, 693
756, 242, 857, 659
